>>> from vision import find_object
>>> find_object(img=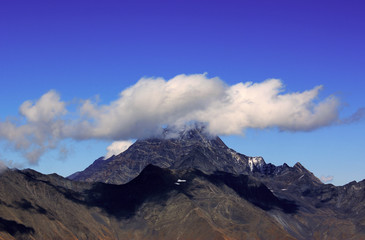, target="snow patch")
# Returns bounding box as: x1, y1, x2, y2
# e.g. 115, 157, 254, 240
175, 179, 187, 185
248, 156, 265, 172
228, 149, 242, 163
